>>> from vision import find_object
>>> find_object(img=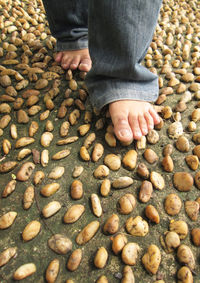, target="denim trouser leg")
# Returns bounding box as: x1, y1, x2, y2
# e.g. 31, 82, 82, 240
42, 0, 88, 51
86, 0, 162, 110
